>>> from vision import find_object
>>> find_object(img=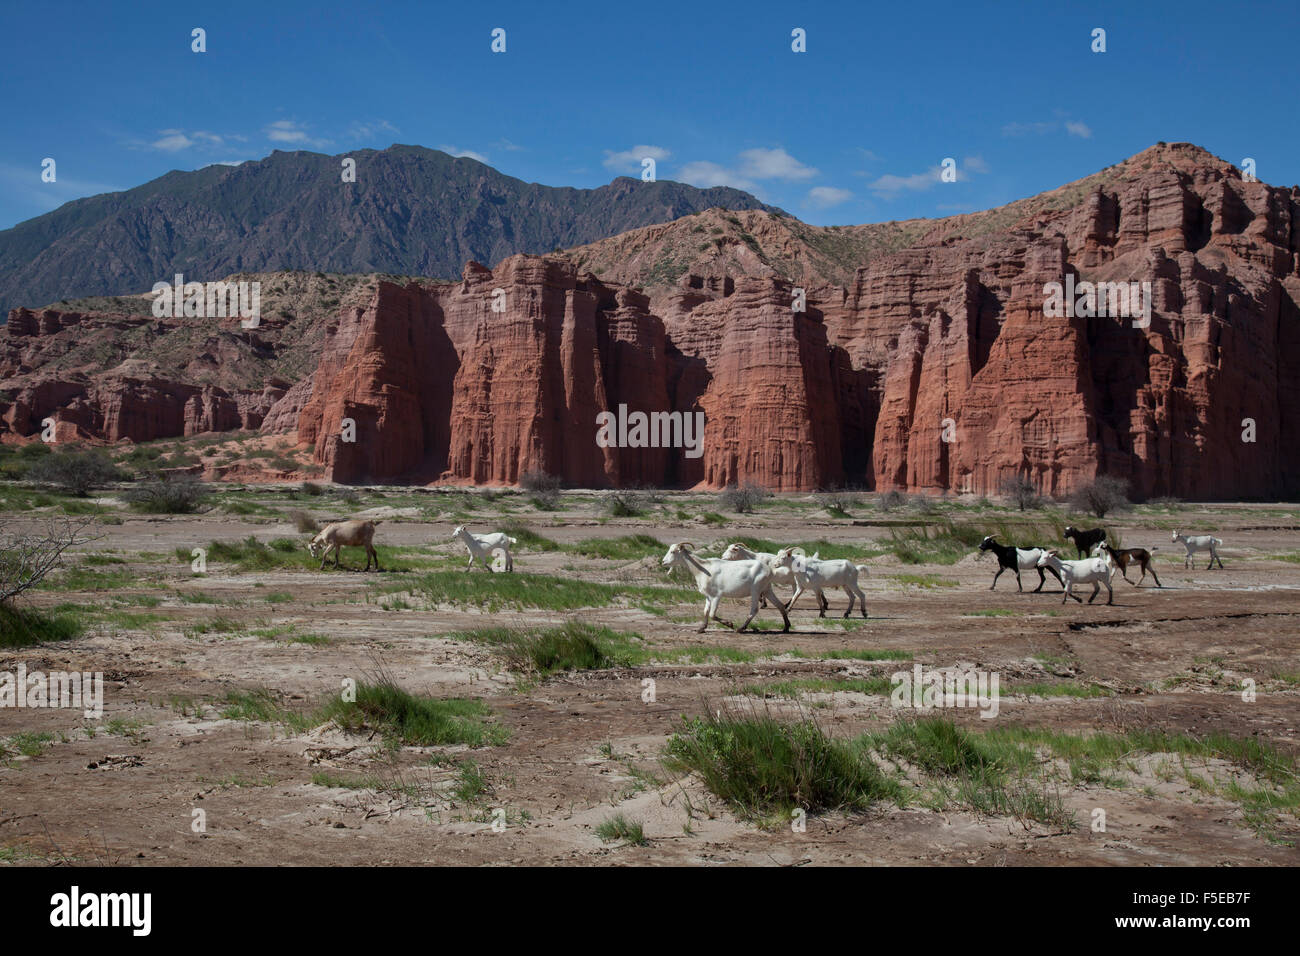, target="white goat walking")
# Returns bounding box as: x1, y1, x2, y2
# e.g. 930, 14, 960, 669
774, 547, 869, 619
662, 542, 790, 633
1036, 549, 1114, 605
452, 525, 517, 572
308, 519, 381, 571
1171, 530, 1224, 570
720, 542, 797, 609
